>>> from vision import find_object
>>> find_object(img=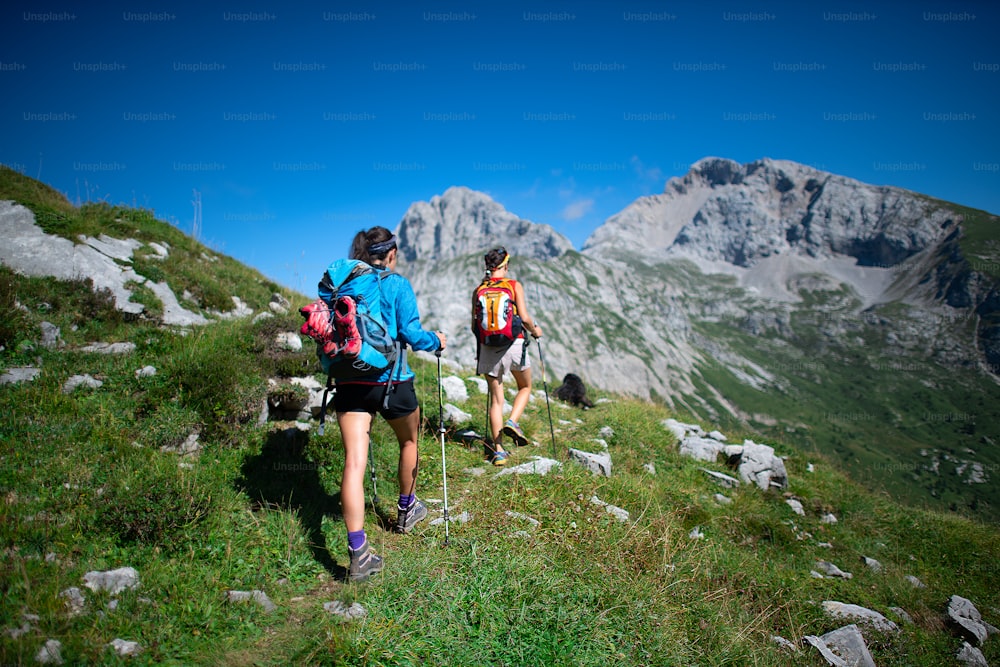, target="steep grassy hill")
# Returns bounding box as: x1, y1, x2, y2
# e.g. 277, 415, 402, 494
1, 173, 999, 665
644, 255, 1000, 524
